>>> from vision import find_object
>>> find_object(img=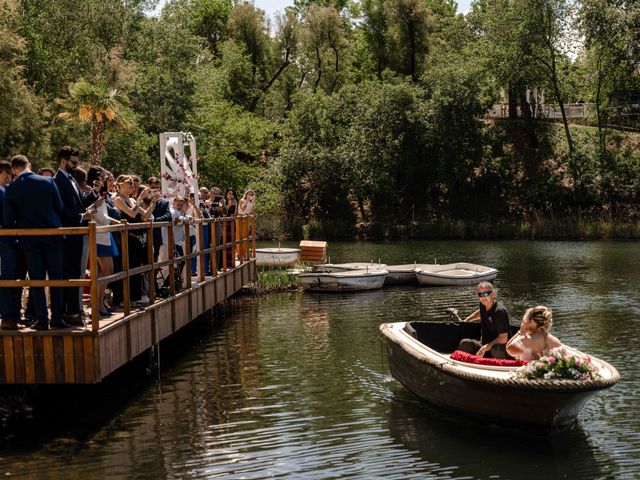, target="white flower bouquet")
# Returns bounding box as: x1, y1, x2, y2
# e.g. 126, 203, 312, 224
513, 348, 601, 381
